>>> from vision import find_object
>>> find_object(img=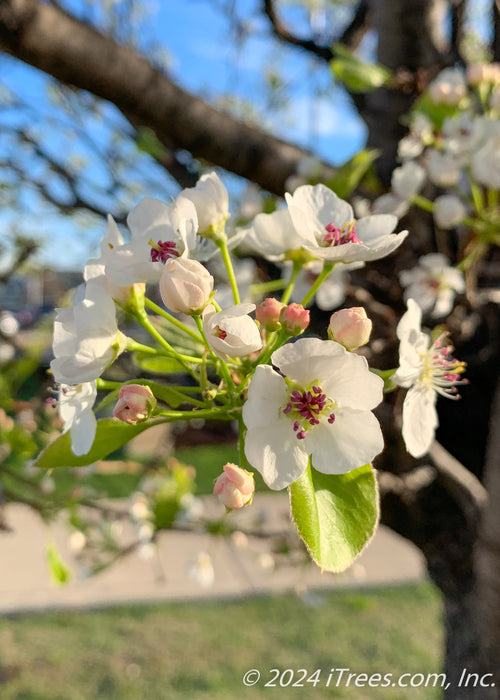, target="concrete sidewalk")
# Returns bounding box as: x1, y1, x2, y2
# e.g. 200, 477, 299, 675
0, 493, 425, 615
